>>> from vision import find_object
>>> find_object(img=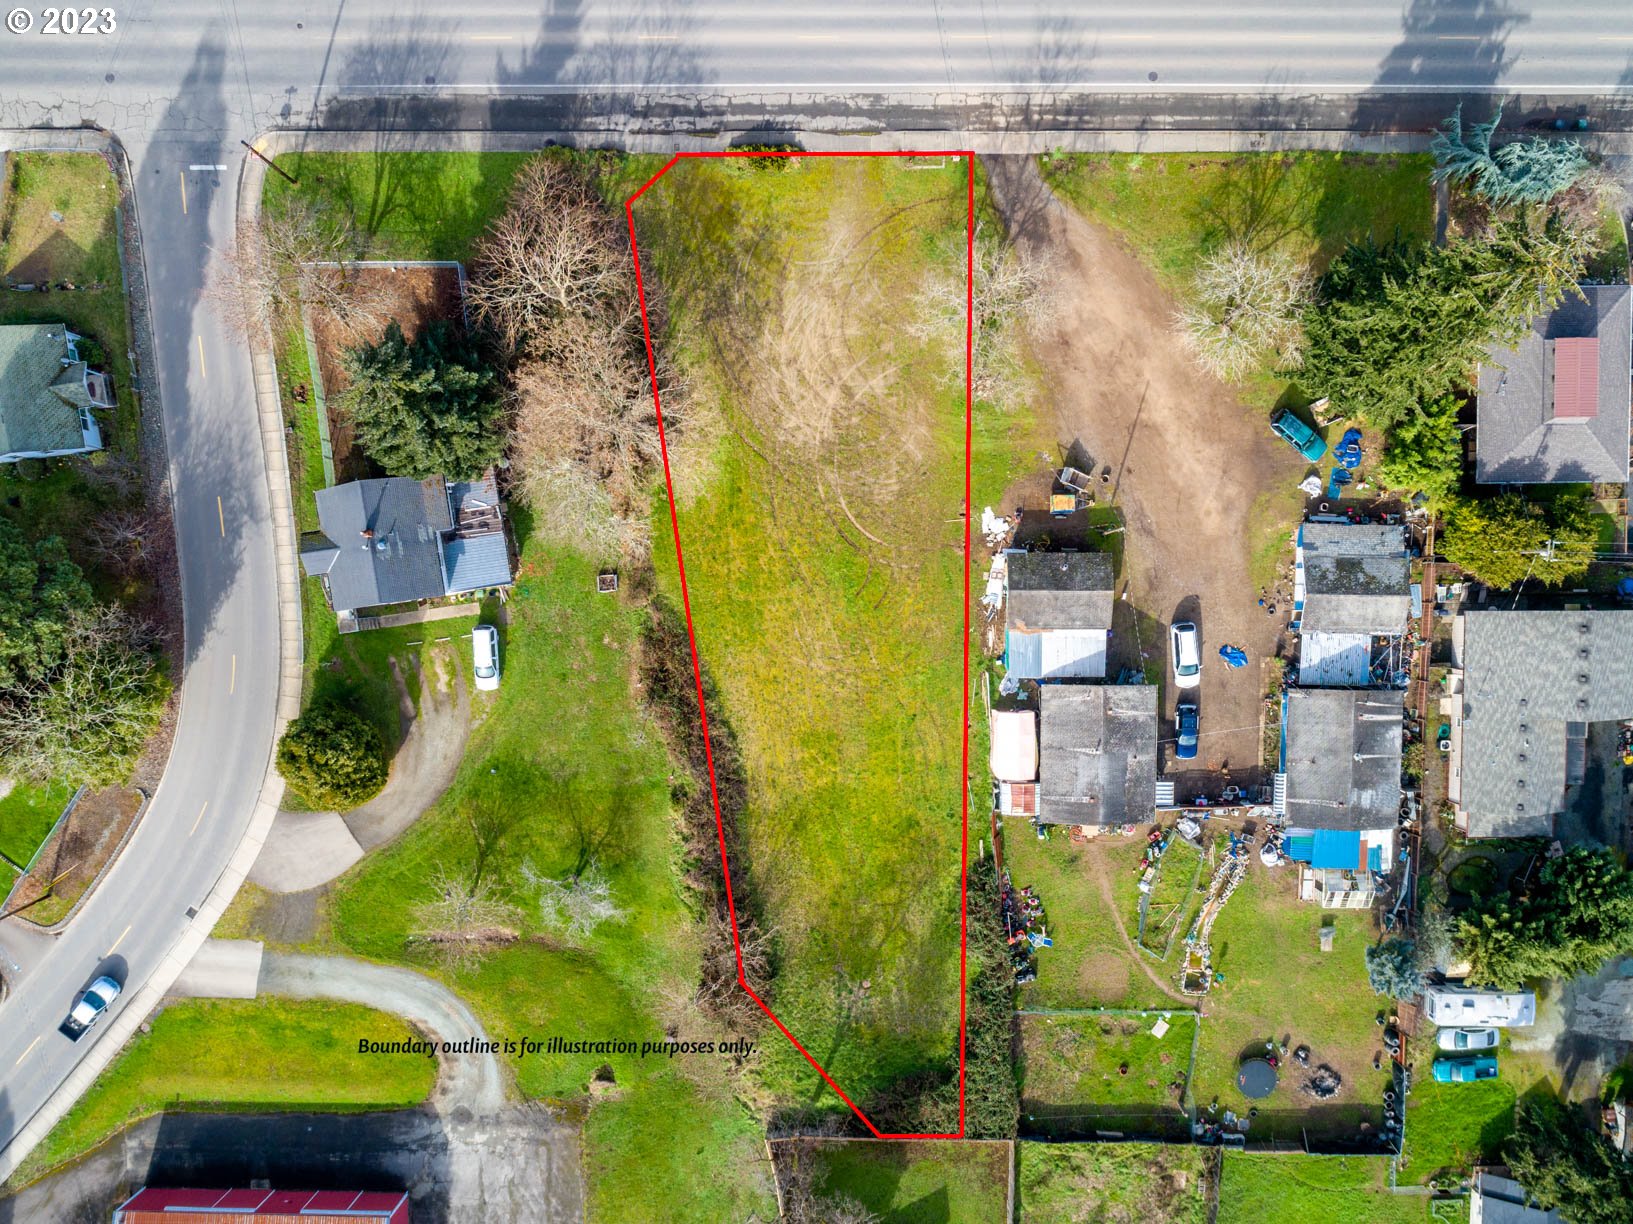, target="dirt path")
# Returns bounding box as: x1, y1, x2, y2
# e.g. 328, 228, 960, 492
1085, 848, 1192, 1006
985, 155, 1306, 785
